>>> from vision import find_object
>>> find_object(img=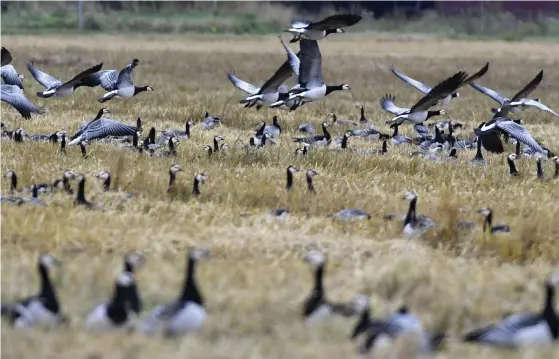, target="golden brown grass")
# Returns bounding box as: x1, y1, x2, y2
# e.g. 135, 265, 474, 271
1, 34, 559, 359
